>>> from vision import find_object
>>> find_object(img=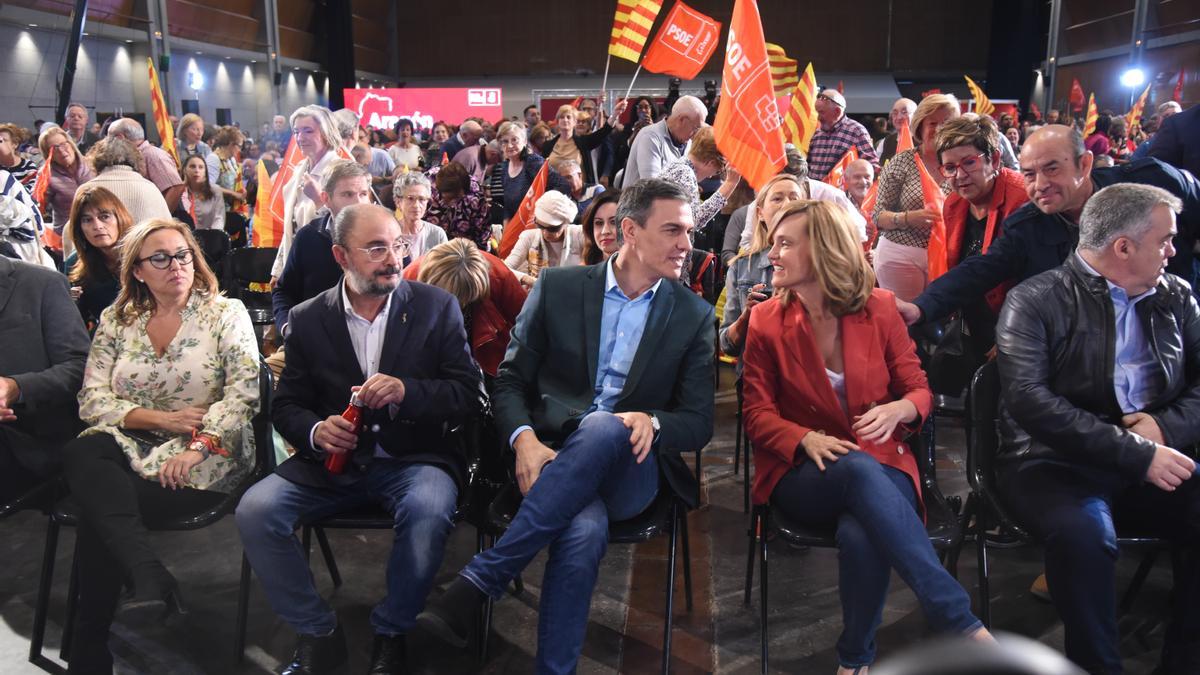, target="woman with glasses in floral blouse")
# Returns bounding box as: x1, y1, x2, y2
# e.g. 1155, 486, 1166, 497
59, 218, 261, 673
